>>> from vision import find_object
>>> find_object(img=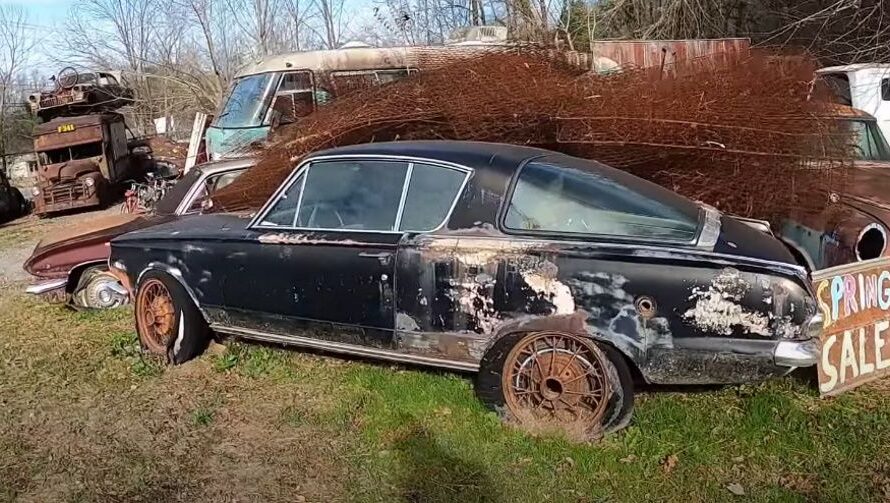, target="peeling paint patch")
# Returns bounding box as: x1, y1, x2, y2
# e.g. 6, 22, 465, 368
258, 232, 364, 246
522, 271, 575, 315
683, 268, 771, 336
